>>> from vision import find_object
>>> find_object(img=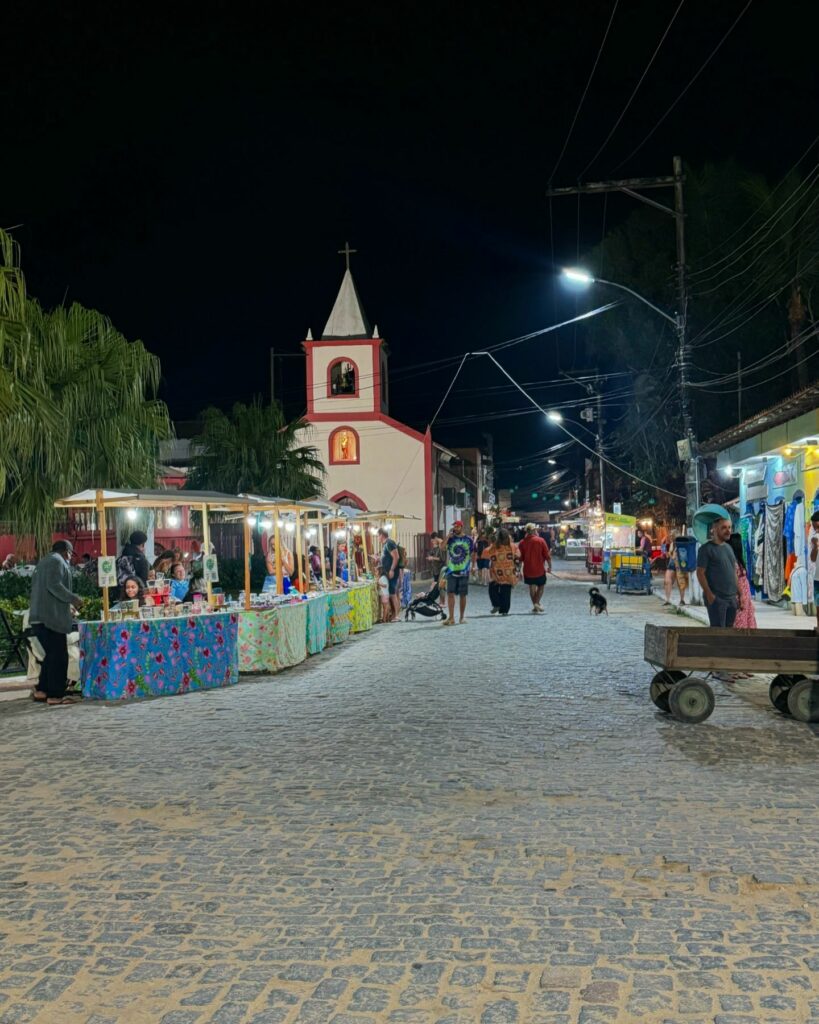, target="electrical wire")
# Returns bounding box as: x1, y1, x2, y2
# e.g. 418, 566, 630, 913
473, 351, 685, 498
577, 0, 686, 179
611, 0, 753, 171
548, 0, 620, 183
689, 346, 818, 394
